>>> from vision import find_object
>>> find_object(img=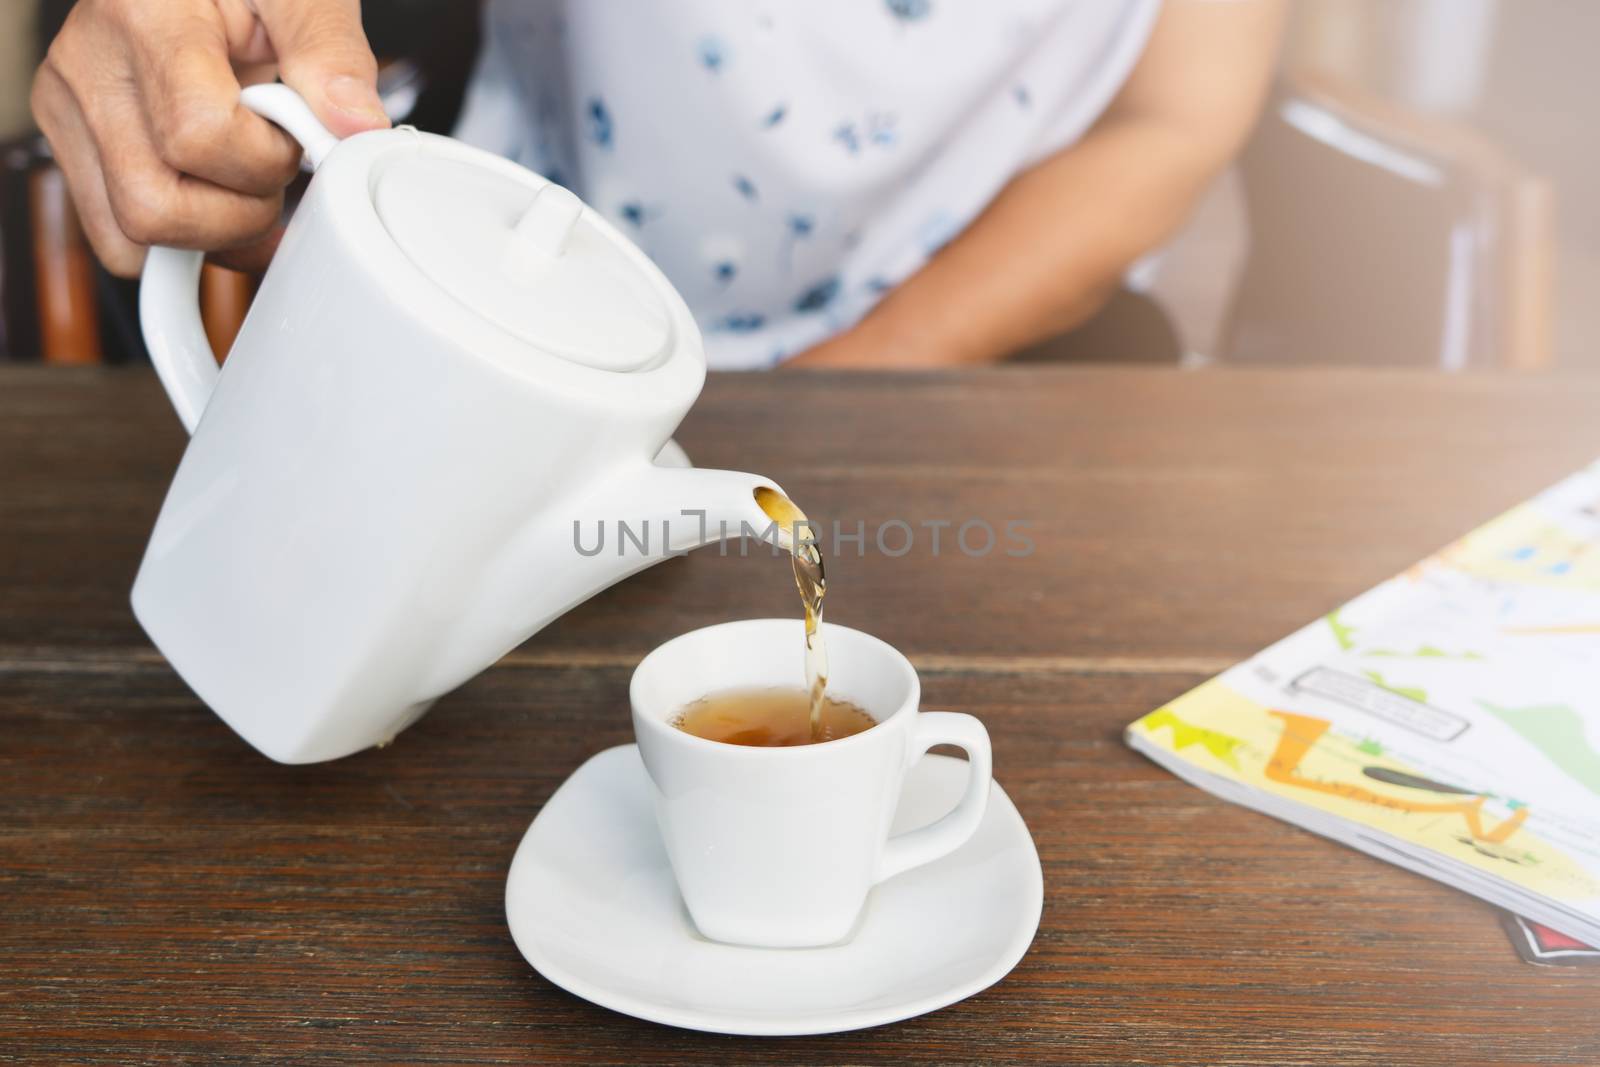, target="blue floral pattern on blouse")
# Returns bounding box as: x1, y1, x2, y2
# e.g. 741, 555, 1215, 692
459, 0, 1163, 368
